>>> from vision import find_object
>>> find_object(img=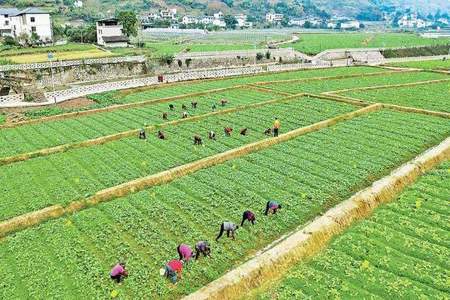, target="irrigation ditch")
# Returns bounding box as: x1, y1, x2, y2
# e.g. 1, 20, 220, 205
183, 136, 450, 300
